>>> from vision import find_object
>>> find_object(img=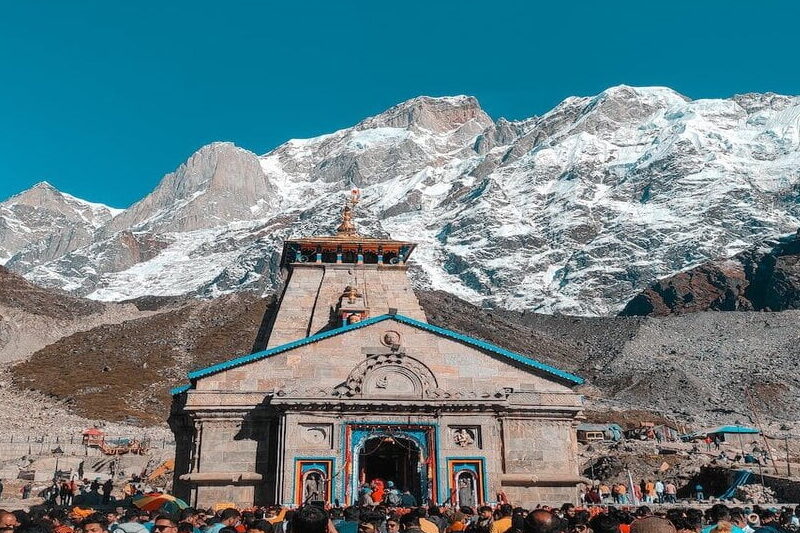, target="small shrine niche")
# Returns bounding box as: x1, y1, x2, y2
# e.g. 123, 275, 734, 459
337, 285, 368, 325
